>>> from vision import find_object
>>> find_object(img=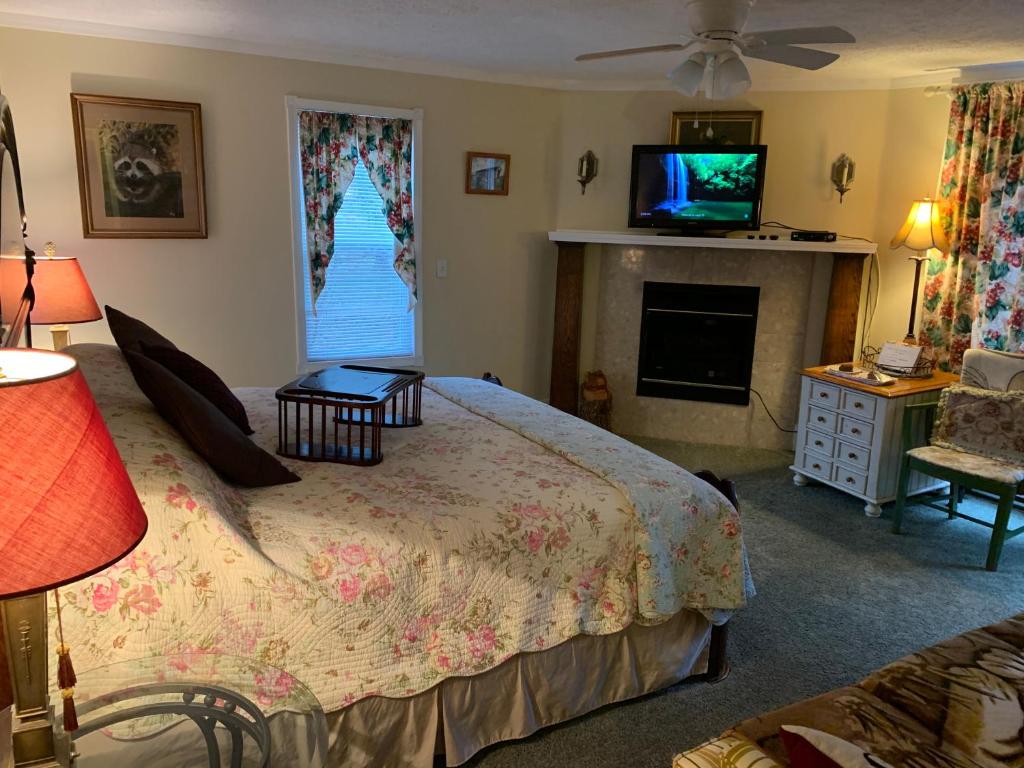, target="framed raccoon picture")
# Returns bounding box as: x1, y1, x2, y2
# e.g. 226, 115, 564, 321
71, 93, 207, 238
